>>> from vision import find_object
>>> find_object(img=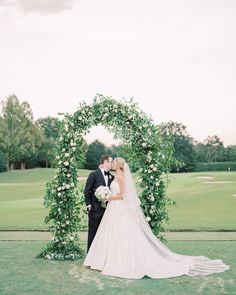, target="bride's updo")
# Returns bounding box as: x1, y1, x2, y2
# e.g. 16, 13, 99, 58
114, 157, 126, 171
